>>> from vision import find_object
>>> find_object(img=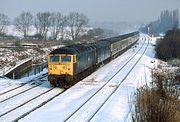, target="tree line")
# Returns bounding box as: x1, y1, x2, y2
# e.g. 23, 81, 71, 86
0, 12, 89, 40
140, 9, 179, 35
155, 28, 180, 61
